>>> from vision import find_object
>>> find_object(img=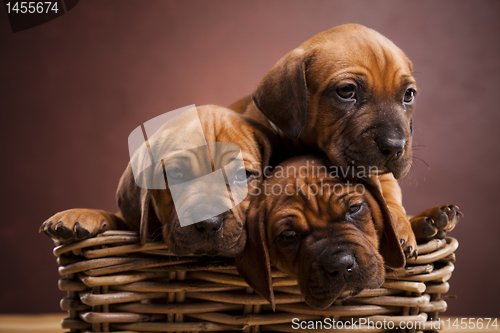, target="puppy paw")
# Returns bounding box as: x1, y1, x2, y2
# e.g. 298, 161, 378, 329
398, 229, 418, 259
410, 205, 463, 242
39, 209, 115, 243
389, 212, 418, 259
